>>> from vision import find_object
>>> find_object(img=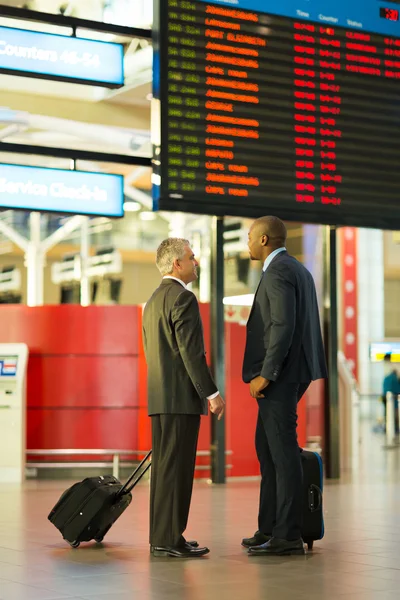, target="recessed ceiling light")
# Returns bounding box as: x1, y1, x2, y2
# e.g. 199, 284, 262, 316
140, 211, 156, 221
124, 201, 141, 212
